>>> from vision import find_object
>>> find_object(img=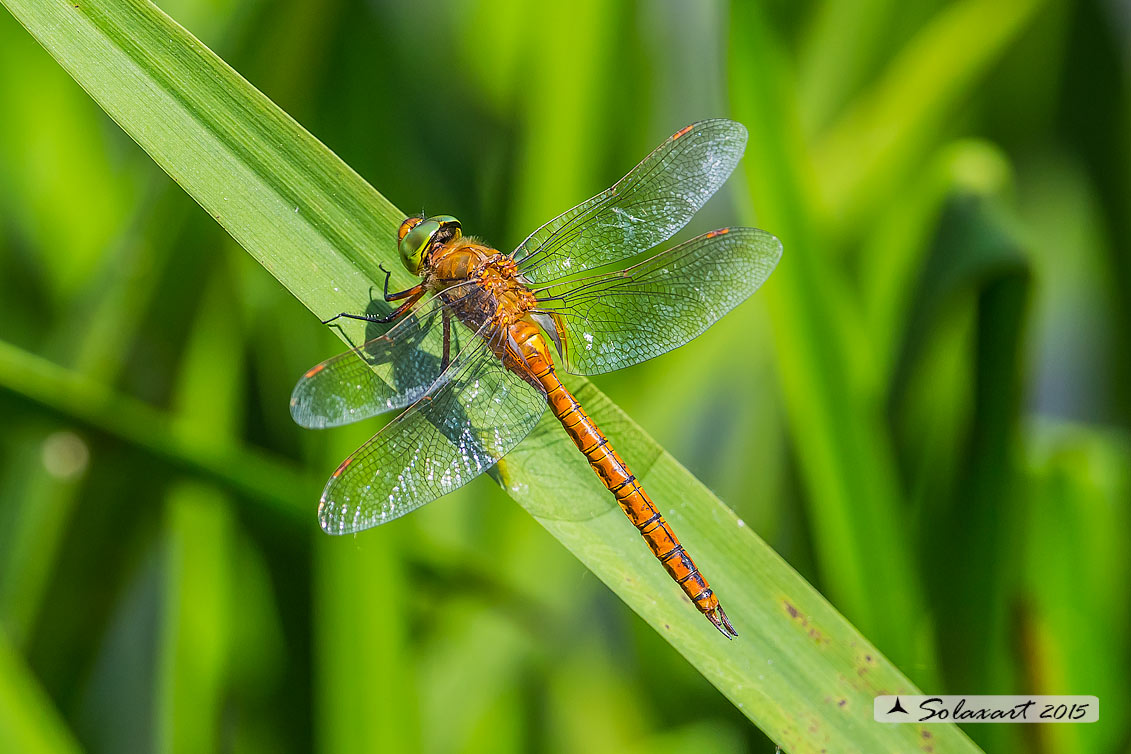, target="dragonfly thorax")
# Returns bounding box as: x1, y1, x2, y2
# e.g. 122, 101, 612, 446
428, 240, 538, 335
475, 255, 537, 322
